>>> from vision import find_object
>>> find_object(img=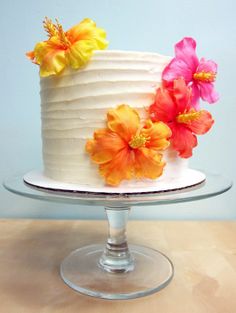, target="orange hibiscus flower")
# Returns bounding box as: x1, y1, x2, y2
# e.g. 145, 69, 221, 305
26, 17, 108, 77
86, 105, 171, 186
